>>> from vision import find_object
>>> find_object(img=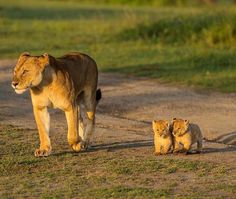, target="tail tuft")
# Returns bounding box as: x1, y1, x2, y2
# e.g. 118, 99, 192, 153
96, 89, 102, 102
